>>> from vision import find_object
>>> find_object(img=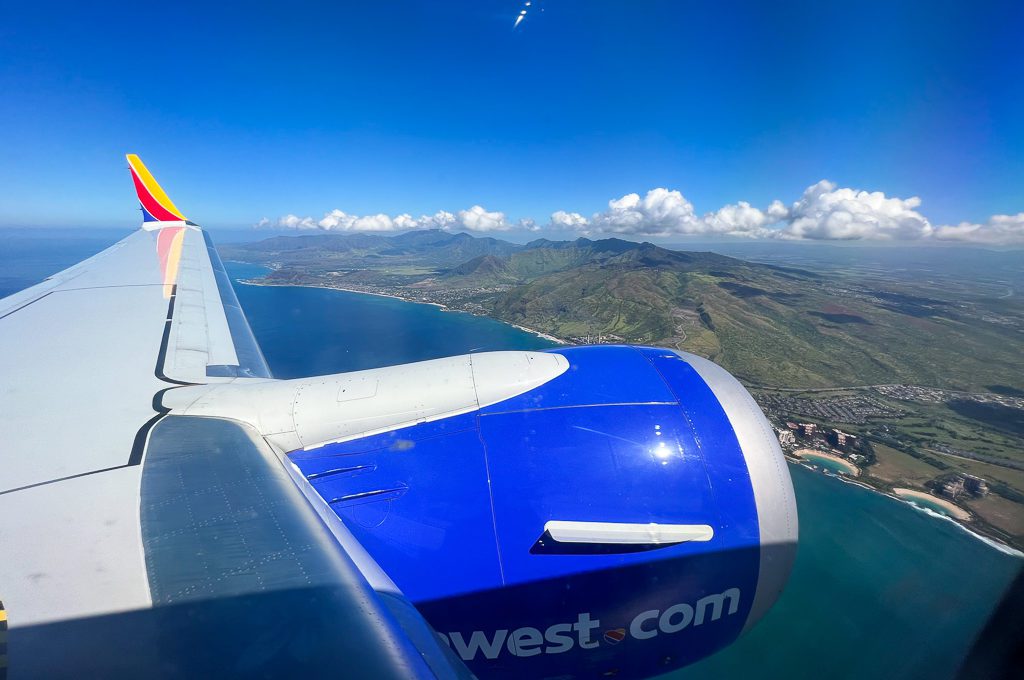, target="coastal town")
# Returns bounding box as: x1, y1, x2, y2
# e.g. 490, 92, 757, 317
756, 393, 903, 425
773, 420, 987, 514
756, 392, 1022, 550
874, 384, 1024, 410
